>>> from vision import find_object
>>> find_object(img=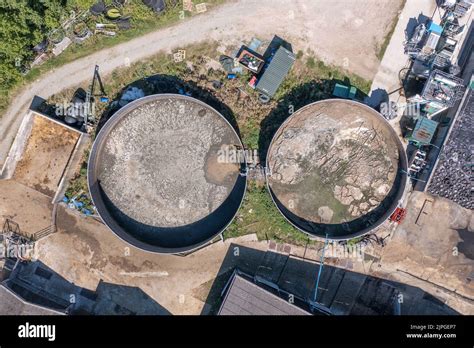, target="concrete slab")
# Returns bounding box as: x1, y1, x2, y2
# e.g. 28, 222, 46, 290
369, 0, 437, 106
0, 180, 53, 237
378, 191, 474, 313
